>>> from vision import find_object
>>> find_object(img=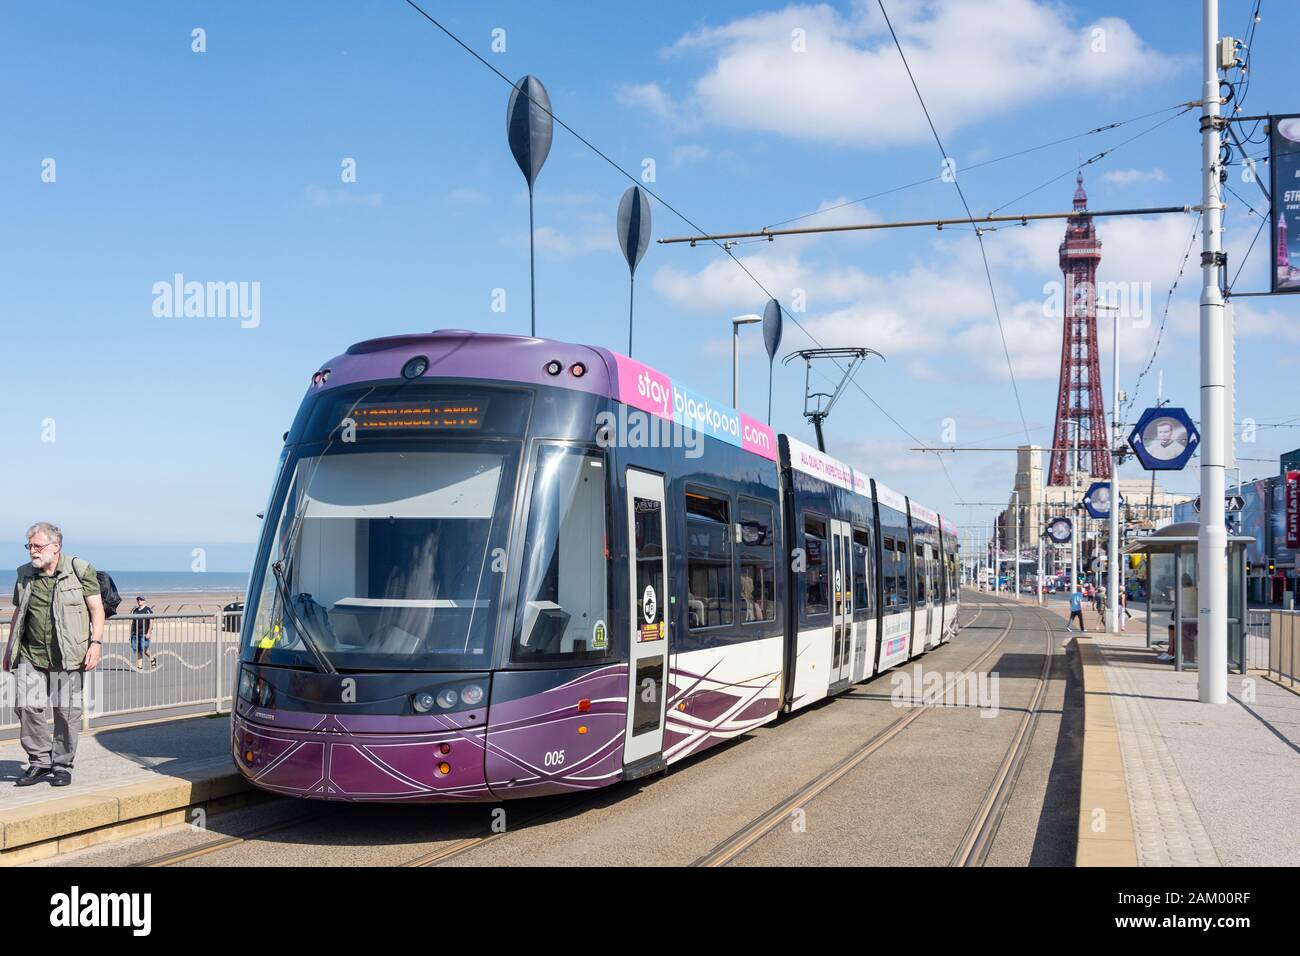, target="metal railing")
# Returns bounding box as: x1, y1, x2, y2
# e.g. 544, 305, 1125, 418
1246, 609, 1271, 673
0, 611, 243, 733
1263, 610, 1299, 689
